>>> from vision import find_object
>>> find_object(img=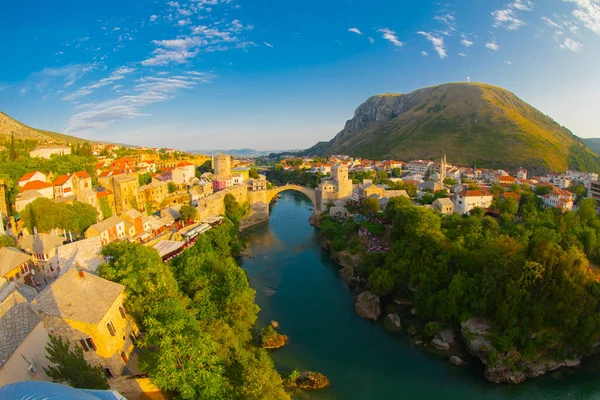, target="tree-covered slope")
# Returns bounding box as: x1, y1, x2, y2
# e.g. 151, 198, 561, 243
306, 83, 600, 172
